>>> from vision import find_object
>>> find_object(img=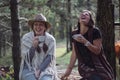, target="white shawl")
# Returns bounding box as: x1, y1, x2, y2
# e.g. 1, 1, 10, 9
19, 31, 58, 80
